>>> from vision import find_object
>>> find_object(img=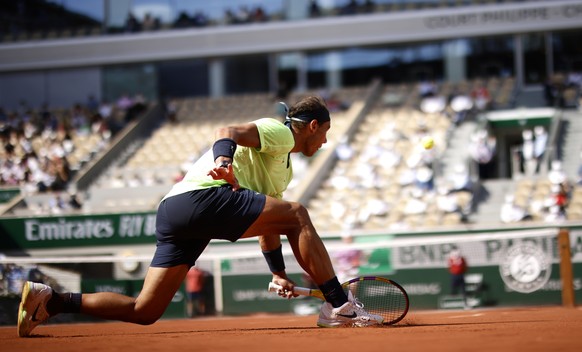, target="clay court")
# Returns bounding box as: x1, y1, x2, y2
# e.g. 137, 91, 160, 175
2, 306, 581, 352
